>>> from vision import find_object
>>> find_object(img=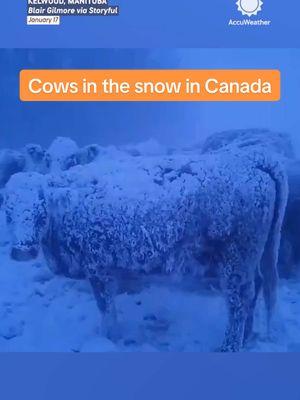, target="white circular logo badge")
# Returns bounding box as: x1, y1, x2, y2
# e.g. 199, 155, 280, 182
236, 0, 263, 17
